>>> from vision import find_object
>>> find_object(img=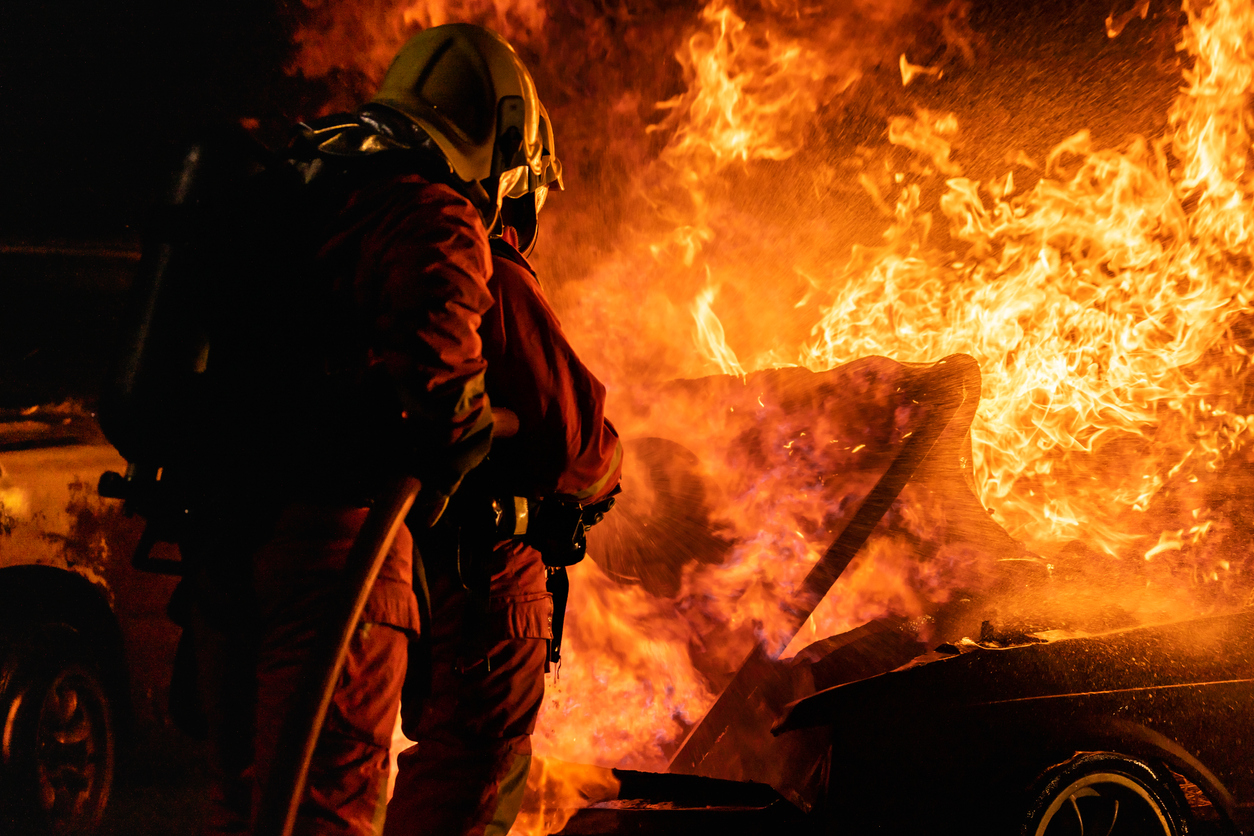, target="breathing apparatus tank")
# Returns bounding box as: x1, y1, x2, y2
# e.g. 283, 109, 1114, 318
97, 126, 321, 567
